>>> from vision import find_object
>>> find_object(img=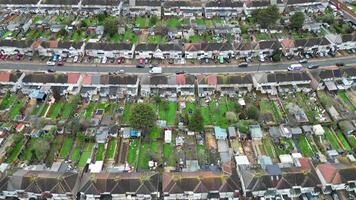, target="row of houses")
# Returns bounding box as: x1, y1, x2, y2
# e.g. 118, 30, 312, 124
0, 158, 354, 199
1, 34, 355, 59
0, 0, 326, 18
0, 67, 354, 98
